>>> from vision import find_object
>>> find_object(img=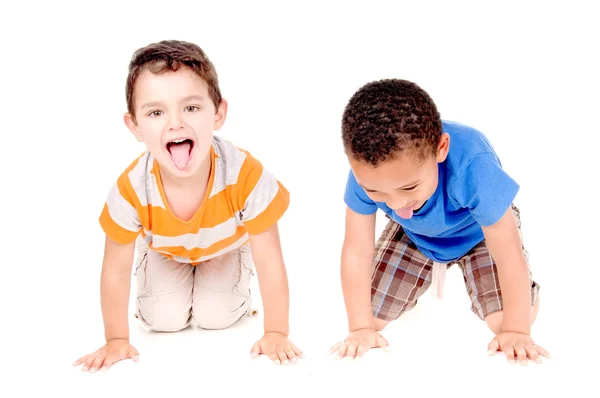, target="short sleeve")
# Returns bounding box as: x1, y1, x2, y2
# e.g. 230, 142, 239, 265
449, 153, 519, 226
236, 153, 290, 235
344, 169, 378, 215
99, 176, 142, 244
